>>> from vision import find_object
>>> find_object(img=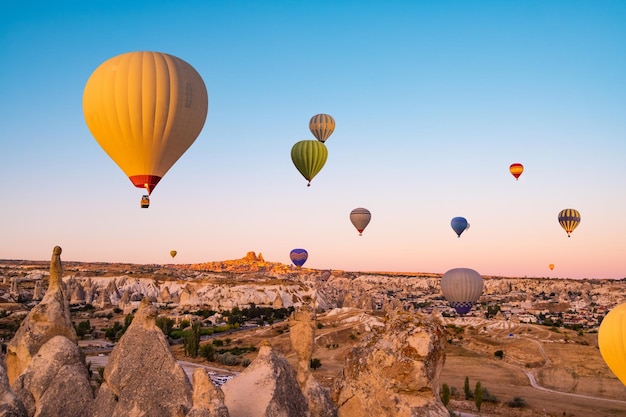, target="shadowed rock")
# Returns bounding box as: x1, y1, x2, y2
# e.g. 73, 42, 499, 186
289, 305, 337, 417
222, 342, 309, 417
92, 299, 193, 417
12, 336, 93, 417
5, 246, 77, 385
333, 311, 448, 417
186, 369, 230, 417
0, 360, 27, 417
